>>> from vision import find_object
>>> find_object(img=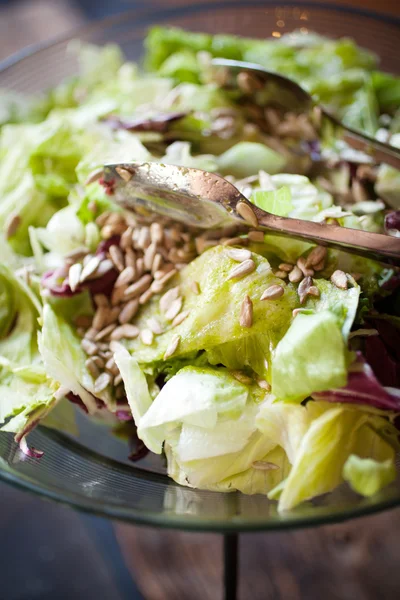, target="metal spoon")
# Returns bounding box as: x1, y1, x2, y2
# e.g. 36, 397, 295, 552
211, 58, 400, 170
104, 162, 400, 266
